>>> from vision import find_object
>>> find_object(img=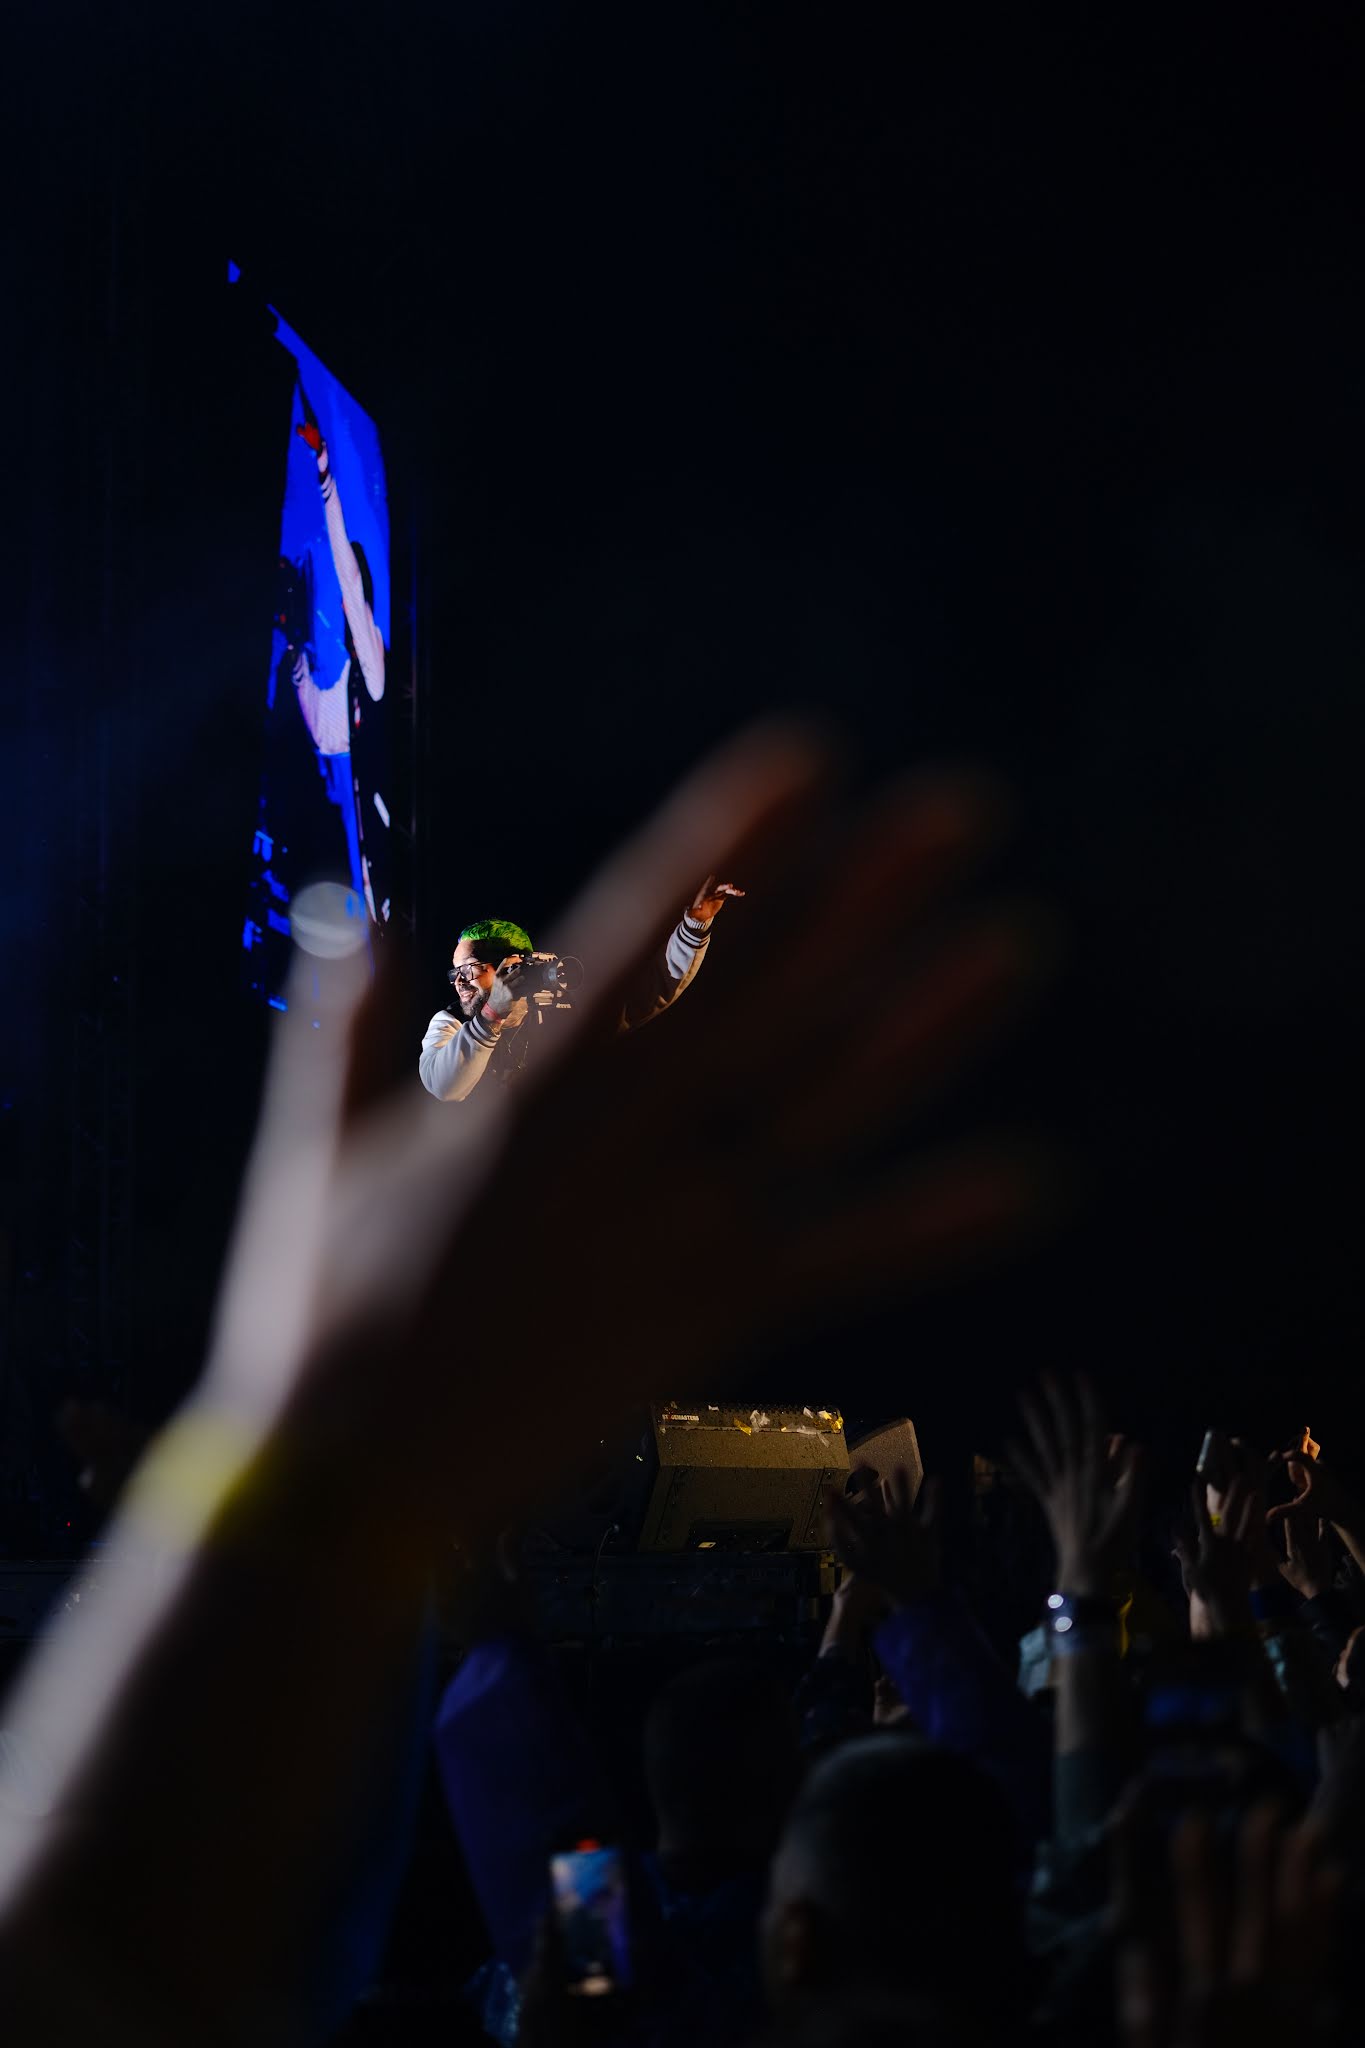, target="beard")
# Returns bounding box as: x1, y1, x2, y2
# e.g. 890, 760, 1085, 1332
449, 974, 485, 1020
